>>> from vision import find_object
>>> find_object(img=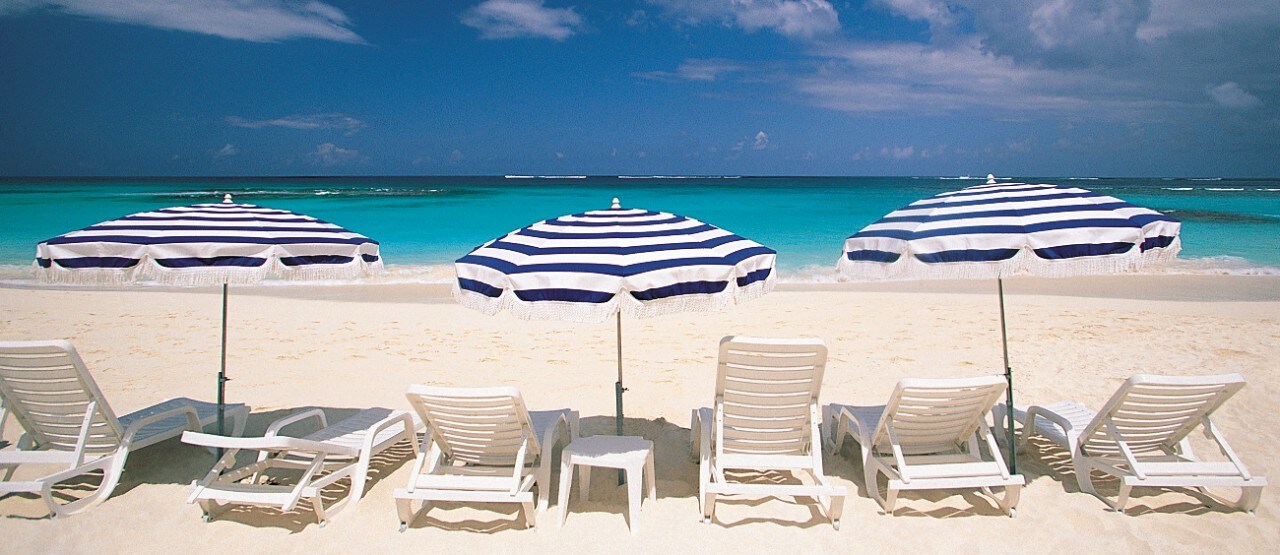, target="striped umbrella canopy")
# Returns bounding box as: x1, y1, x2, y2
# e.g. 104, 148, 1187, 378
837, 177, 1181, 472
34, 195, 383, 435
839, 179, 1181, 280
36, 195, 382, 285
455, 198, 776, 435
